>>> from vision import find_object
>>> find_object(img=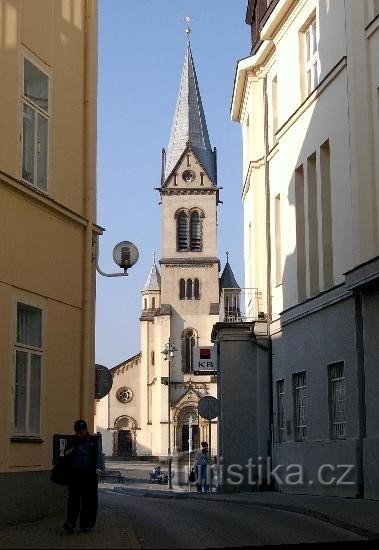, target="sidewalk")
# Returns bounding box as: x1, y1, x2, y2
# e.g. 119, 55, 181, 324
0, 489, 140, 549
112, 485, 379, 540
